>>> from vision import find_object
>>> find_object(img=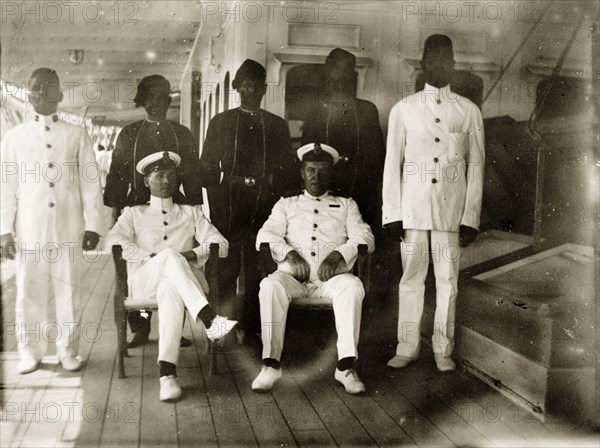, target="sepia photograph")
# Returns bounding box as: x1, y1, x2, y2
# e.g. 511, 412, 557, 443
1, 1, 598, 446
